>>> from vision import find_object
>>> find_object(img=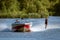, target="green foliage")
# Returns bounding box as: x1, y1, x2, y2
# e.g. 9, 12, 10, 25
0, 0, 60, 18
53, 1, 60, 16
